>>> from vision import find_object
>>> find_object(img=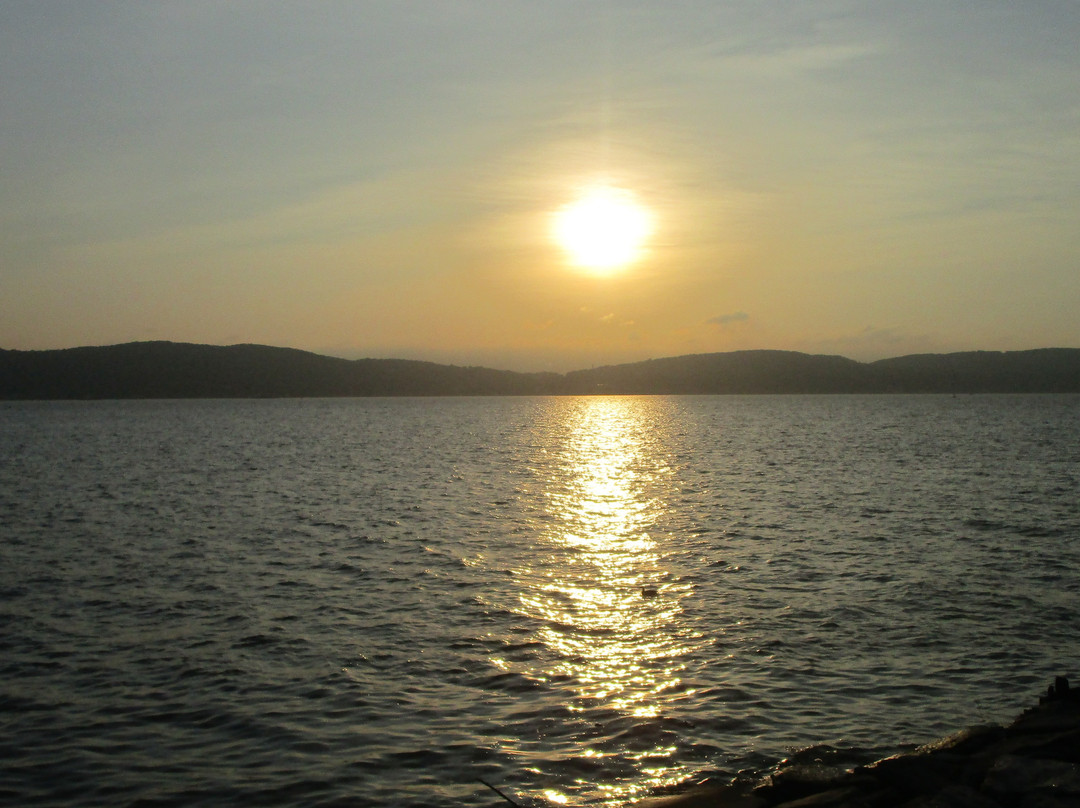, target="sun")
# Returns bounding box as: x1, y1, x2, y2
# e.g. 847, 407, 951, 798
552, 185, 652, 273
